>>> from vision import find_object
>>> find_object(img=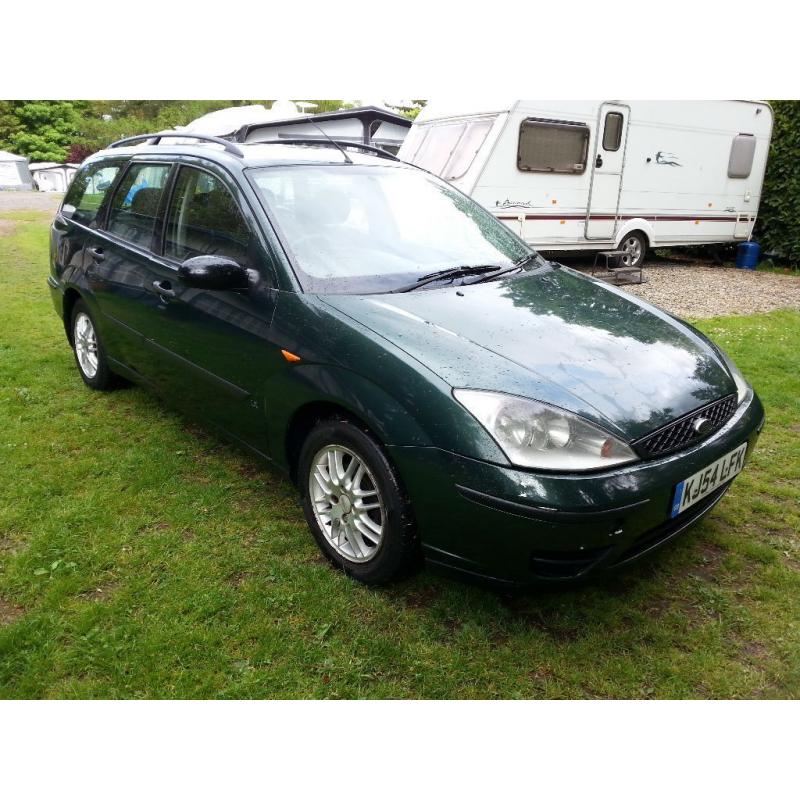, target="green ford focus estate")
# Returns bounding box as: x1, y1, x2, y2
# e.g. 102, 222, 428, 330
48, 133, 764, 587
